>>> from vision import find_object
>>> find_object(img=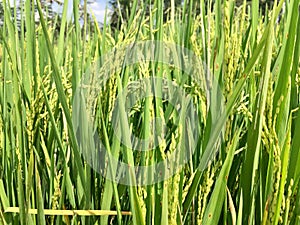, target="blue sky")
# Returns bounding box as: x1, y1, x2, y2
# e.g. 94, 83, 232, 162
87, 0, 111, 23
62, 0, 111, 23
6, 0, 111, 23
4, 0, 109, 23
